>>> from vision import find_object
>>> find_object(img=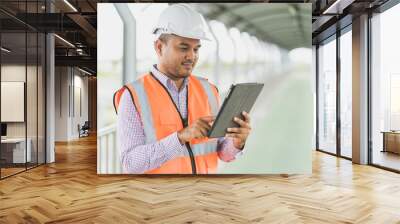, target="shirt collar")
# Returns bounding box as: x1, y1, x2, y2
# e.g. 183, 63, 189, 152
151, 64, 189, 91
